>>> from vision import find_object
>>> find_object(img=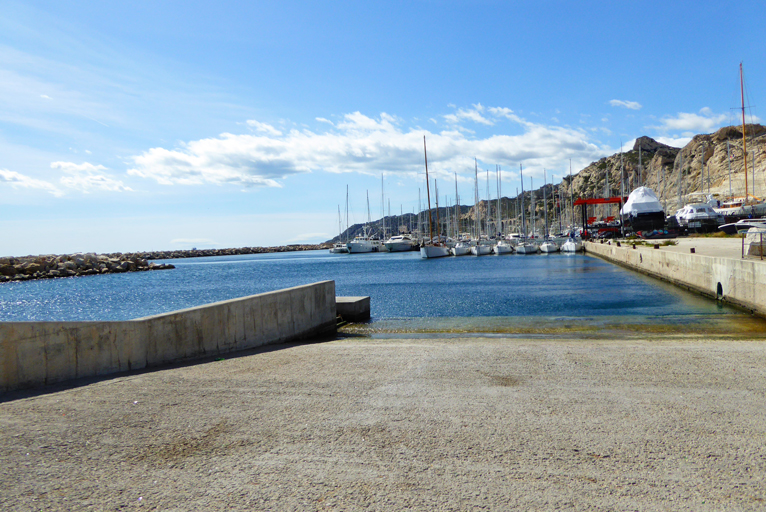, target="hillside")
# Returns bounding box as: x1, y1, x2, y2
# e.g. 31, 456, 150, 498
326, 124, 766, 242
